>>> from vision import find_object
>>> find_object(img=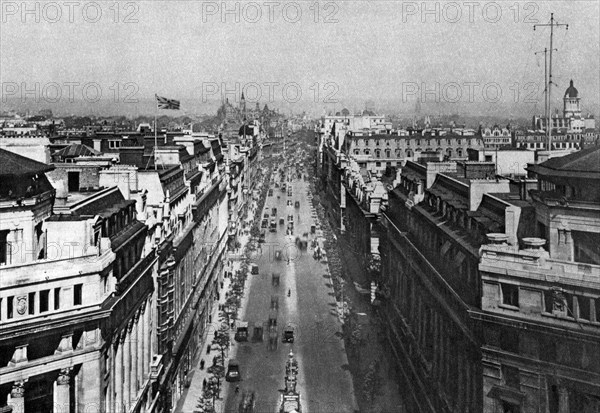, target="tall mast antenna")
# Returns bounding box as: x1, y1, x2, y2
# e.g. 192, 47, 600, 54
534, 13, 568, 152
534, 48, 557, 132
